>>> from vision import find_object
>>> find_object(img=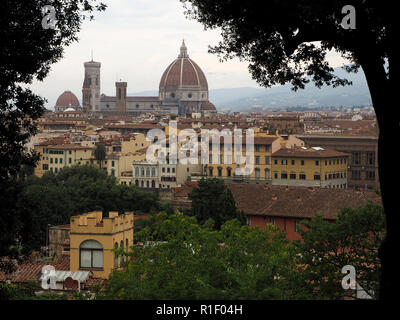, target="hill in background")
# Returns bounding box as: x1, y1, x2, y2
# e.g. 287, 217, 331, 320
129, 67, 372, 111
